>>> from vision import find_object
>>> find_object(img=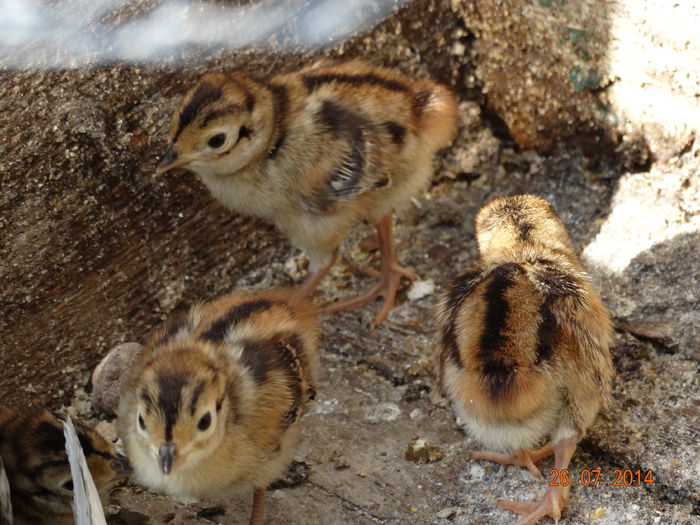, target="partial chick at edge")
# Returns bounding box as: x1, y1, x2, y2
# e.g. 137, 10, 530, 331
435, 194, 614, 525
157, 60, 458, 325
117, 288, 320, 525
0, 405, 125, 525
